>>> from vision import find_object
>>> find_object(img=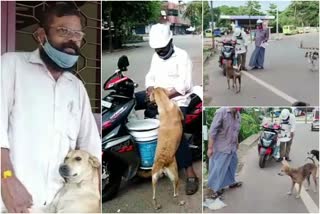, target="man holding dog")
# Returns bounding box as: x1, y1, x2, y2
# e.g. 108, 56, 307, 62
207, 107, 242, 198
1, 4, 100, 212
135, 23, 199, 195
